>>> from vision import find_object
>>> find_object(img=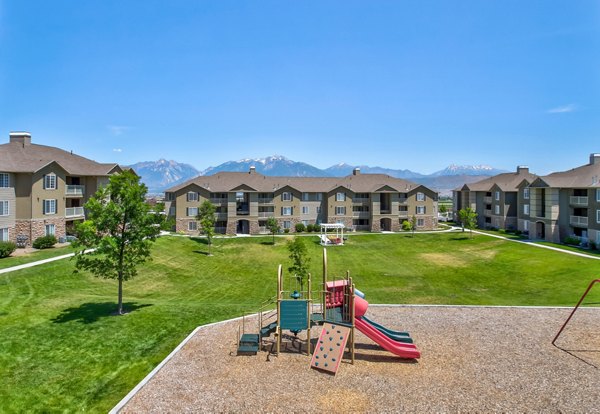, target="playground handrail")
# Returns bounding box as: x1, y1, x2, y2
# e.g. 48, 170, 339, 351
552, 278, 600, 346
